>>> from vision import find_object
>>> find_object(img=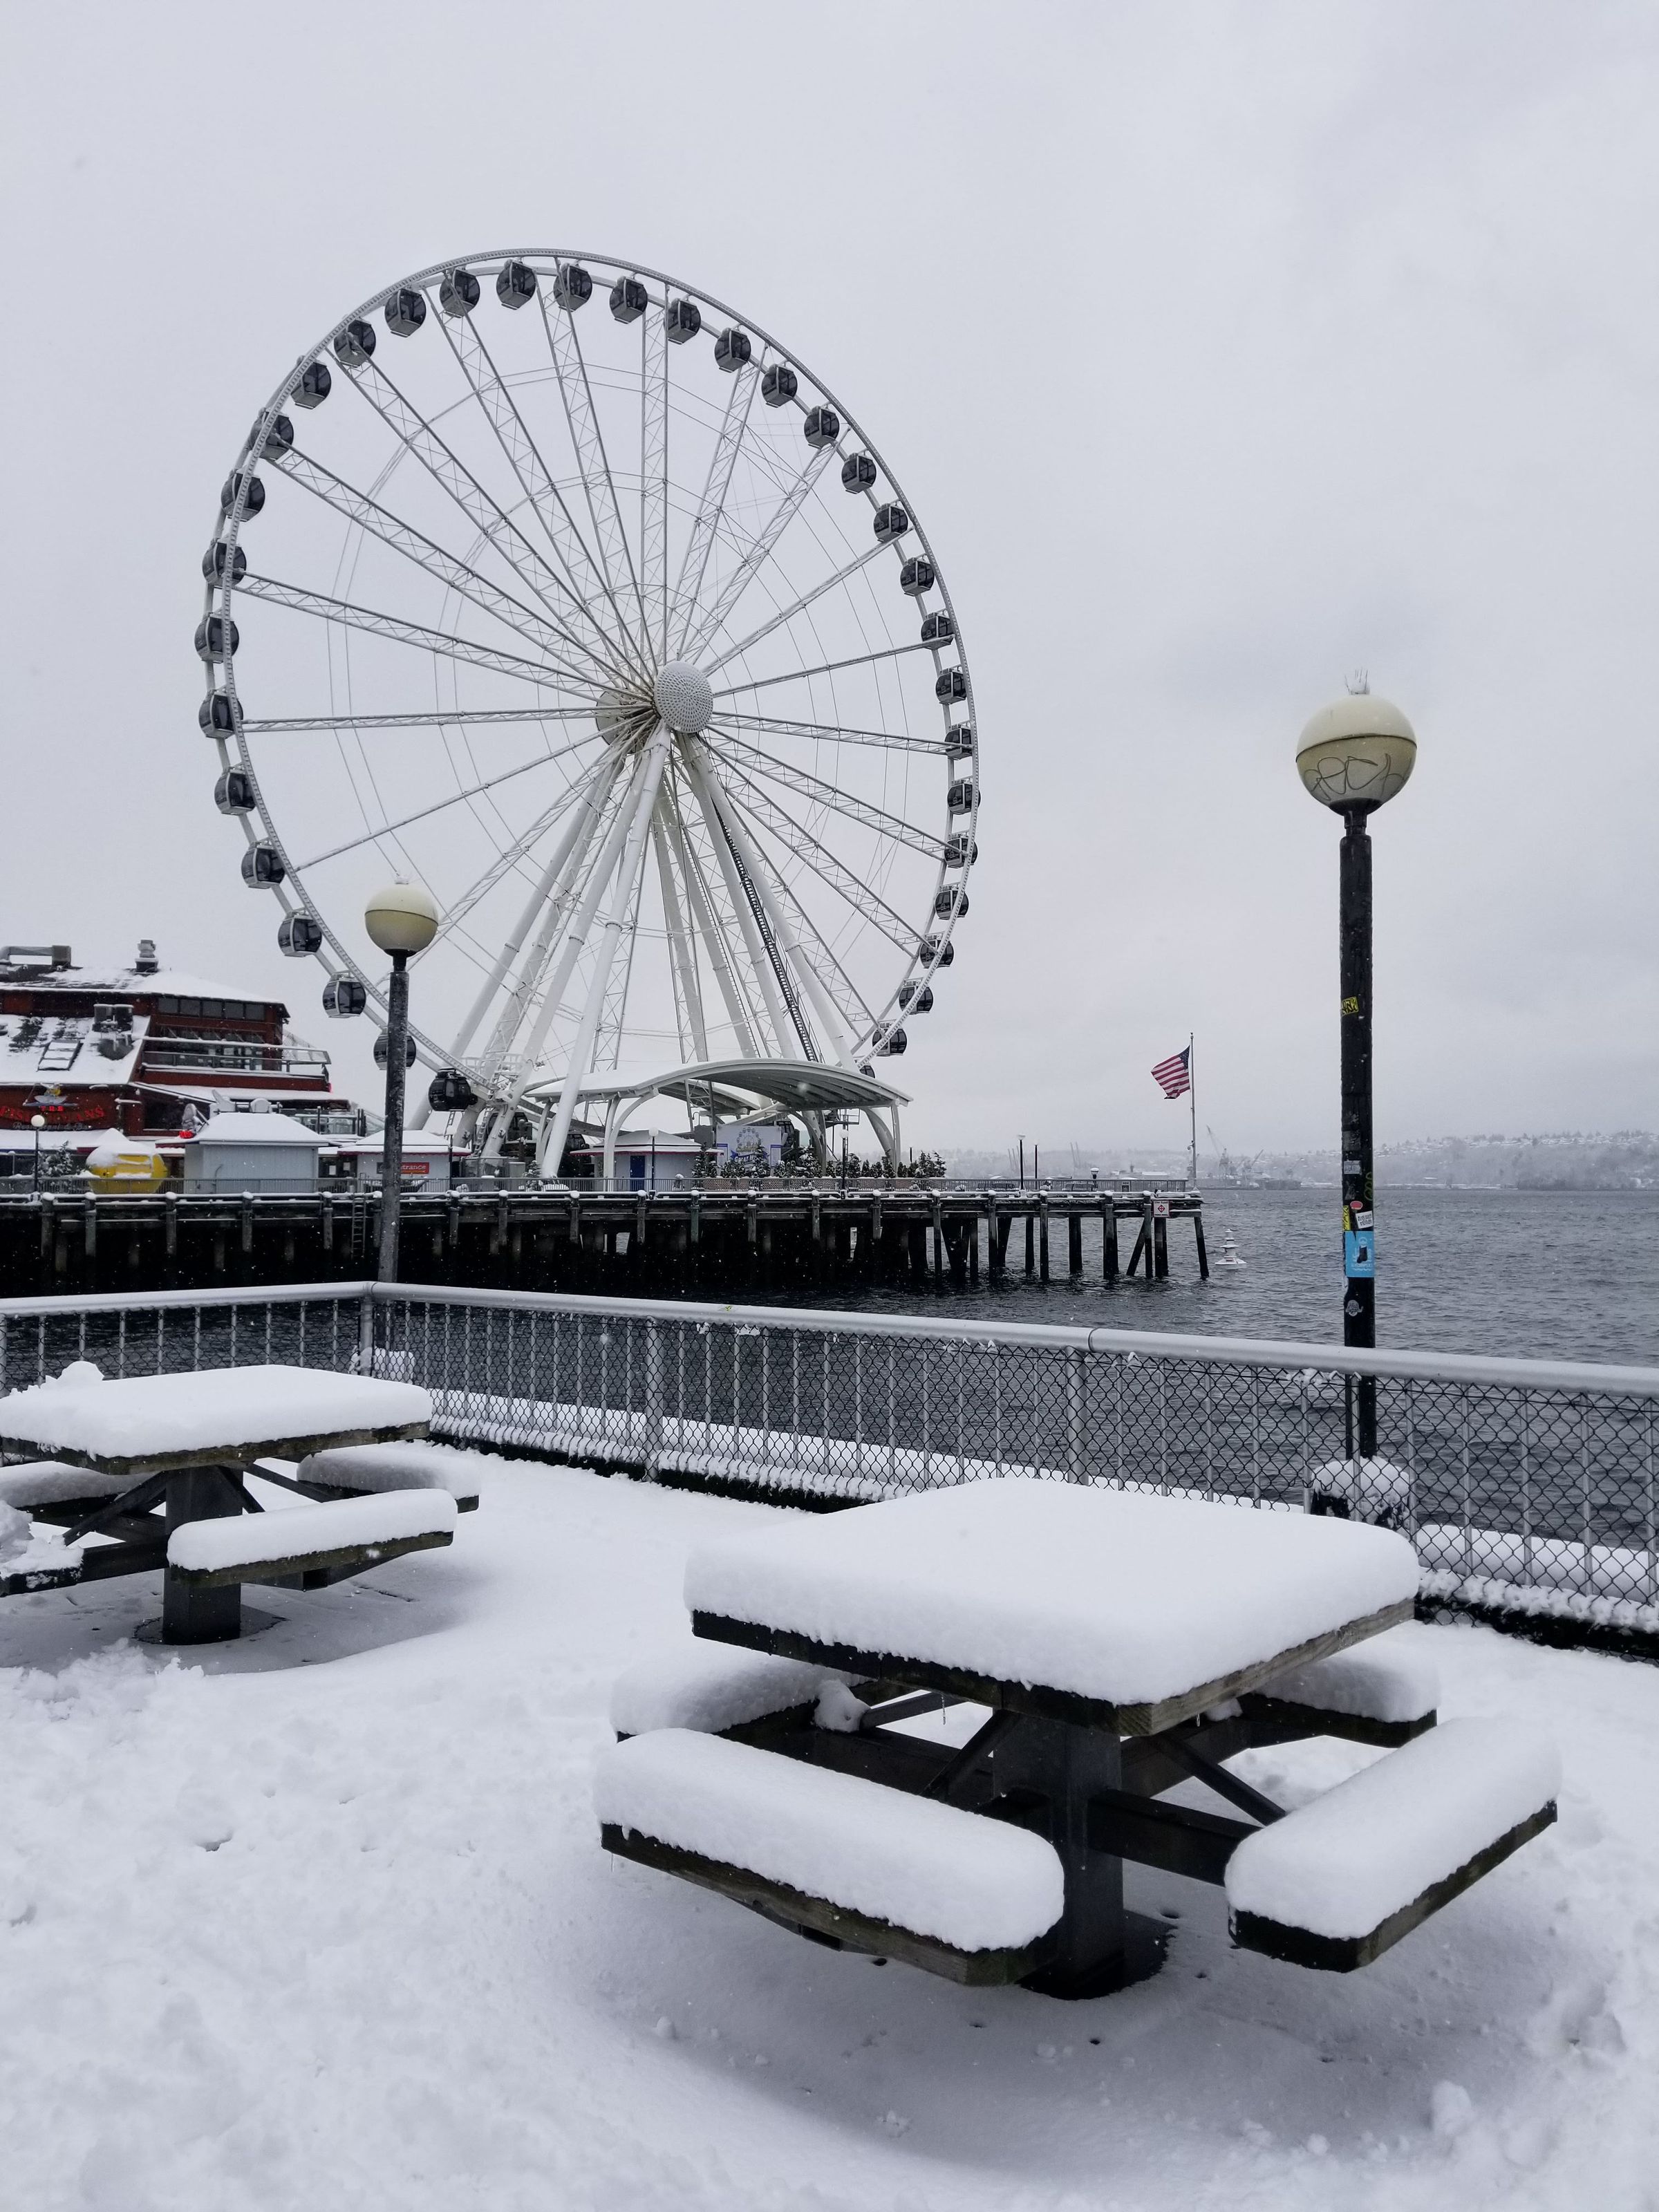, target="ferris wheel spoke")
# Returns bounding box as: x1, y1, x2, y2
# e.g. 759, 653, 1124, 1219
290, 731, 602, 872
234, 566, 592, 686
236, 572, 579, 688
475, 756, 634, 1085
271, 447, 608, 688
538, 290, 650, 657
713, 733, 942, 858
240, 706, 604, 735
677, 444, 836, 666
702, 541, 892, 676
434, 758, 621, 1074
429, 755, 615, 957
664, 772, 763, 1060
711, 641, 933, 700
336, 354, 635, 687
669, 358, 760, 659
710, 709, 946, 758
707, 767, 919, 955
433, 310, 653, 687
640, 308, 668, 662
